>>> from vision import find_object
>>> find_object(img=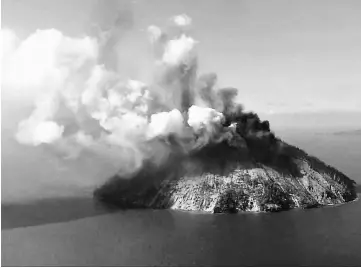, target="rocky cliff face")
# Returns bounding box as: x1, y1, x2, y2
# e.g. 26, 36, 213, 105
94, 139, 357, 213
